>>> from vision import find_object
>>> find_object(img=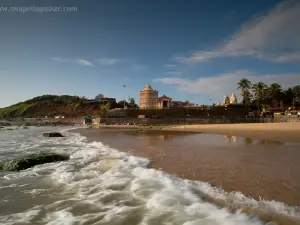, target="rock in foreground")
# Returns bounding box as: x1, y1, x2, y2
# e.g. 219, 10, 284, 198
43, 132, 64, 137
0, 122, 11, 126
0, 152, 69, 171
